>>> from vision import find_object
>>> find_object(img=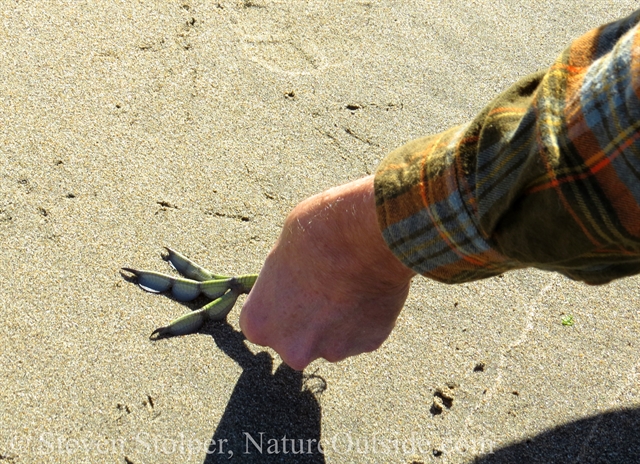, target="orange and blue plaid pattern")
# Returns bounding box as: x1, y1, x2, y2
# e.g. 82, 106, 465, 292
375, 10, 640, 285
